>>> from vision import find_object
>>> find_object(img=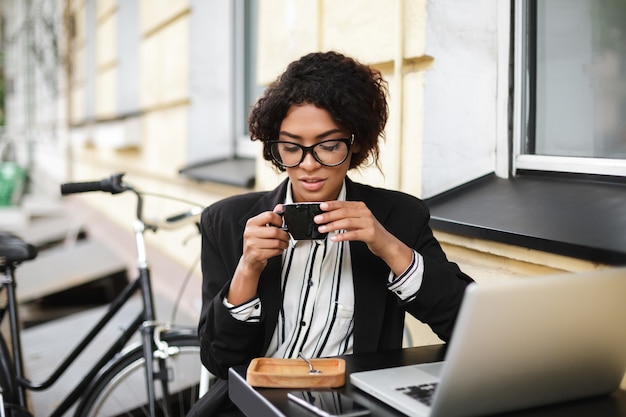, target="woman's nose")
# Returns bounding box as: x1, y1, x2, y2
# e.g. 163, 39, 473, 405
299, 149, 321, 169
